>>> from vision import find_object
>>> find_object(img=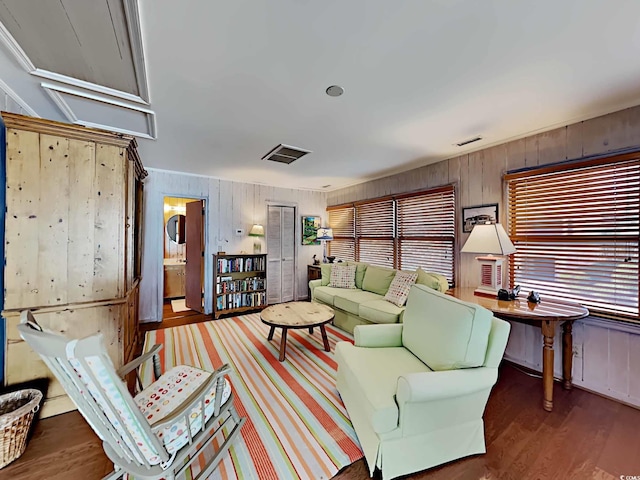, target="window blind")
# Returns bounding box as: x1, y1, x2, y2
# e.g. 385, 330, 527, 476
328, 206, 355, 261
396, 186, 455, 282
506, 154, 640, 320
356, 198, 395, 268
